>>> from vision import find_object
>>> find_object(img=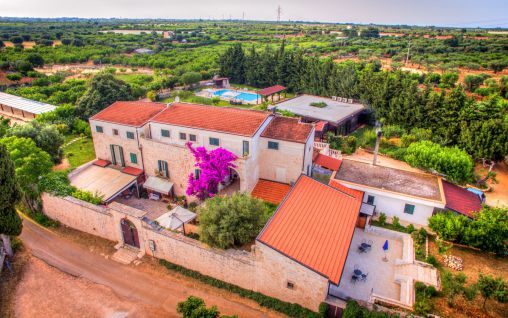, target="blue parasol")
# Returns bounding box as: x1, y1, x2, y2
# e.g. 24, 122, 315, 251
382, 240, 389, 262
